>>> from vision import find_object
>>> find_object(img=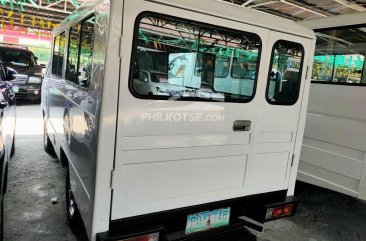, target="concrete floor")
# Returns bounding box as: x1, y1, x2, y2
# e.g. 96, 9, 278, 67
3, 103, 366, 241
